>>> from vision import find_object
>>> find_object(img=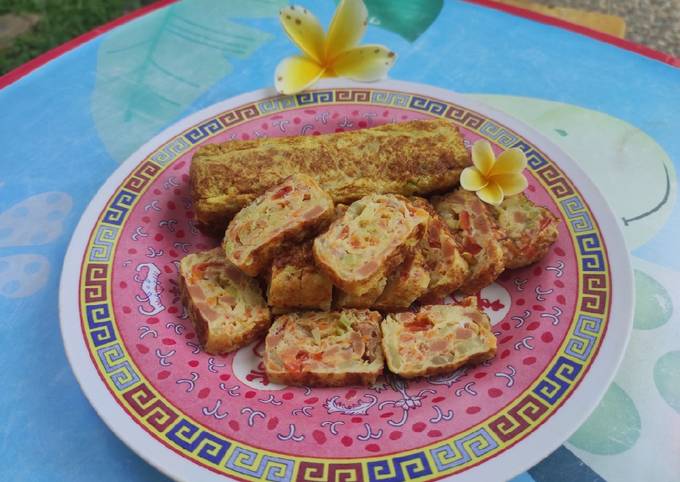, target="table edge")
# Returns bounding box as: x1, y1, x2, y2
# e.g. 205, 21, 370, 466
463, 0, 680, 68
1, 0, 678, 91
0, 0, 176, 89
